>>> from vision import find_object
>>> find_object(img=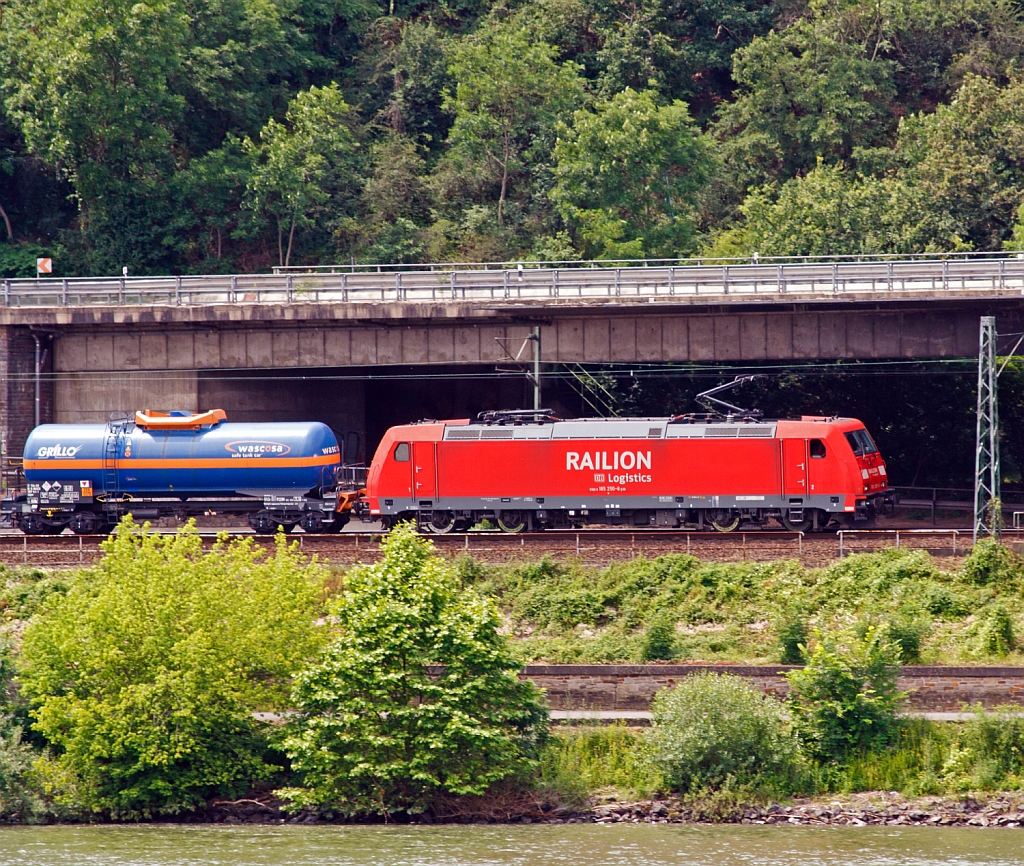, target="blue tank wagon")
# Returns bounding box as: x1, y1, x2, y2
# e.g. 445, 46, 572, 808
3, 410, 349, 534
